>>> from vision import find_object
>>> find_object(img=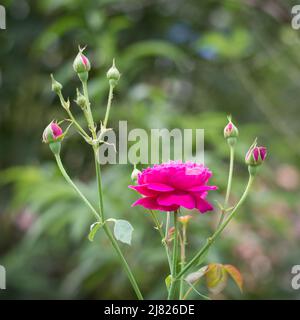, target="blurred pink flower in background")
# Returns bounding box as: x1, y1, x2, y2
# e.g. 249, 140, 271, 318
129, 161, 217, 213
14, 210, 35, 231
275, 164, 300, 191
